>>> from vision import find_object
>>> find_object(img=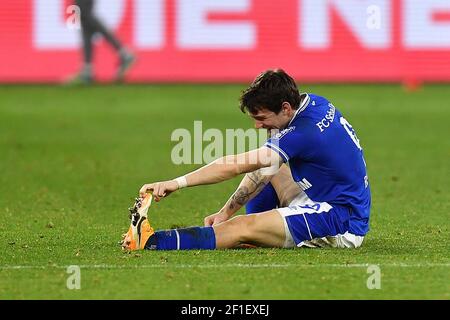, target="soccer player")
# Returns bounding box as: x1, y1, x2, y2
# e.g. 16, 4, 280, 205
121, 69, 371, 251
68, 0, 135, 84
